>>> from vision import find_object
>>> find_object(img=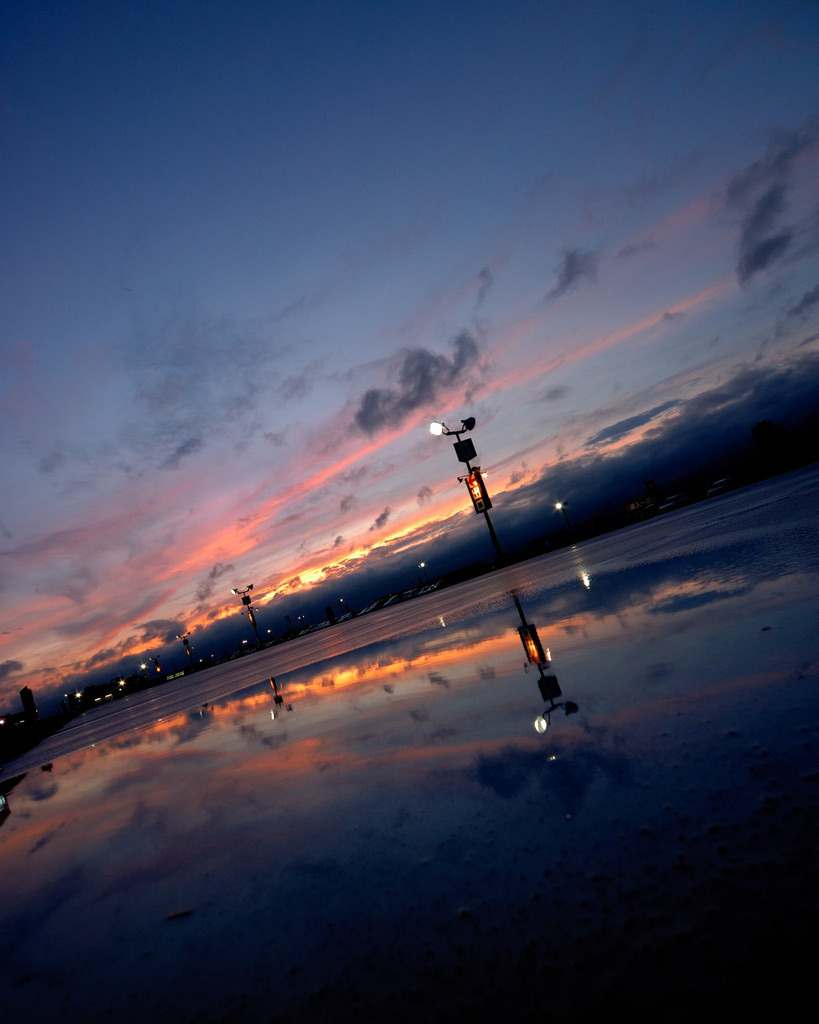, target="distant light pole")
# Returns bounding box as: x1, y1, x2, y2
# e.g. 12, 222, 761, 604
429, 416, 504, 564
231, 584, 261, 645
555, 501, 572, 533
419, 562, 430, 584
176, 632, 194, 666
